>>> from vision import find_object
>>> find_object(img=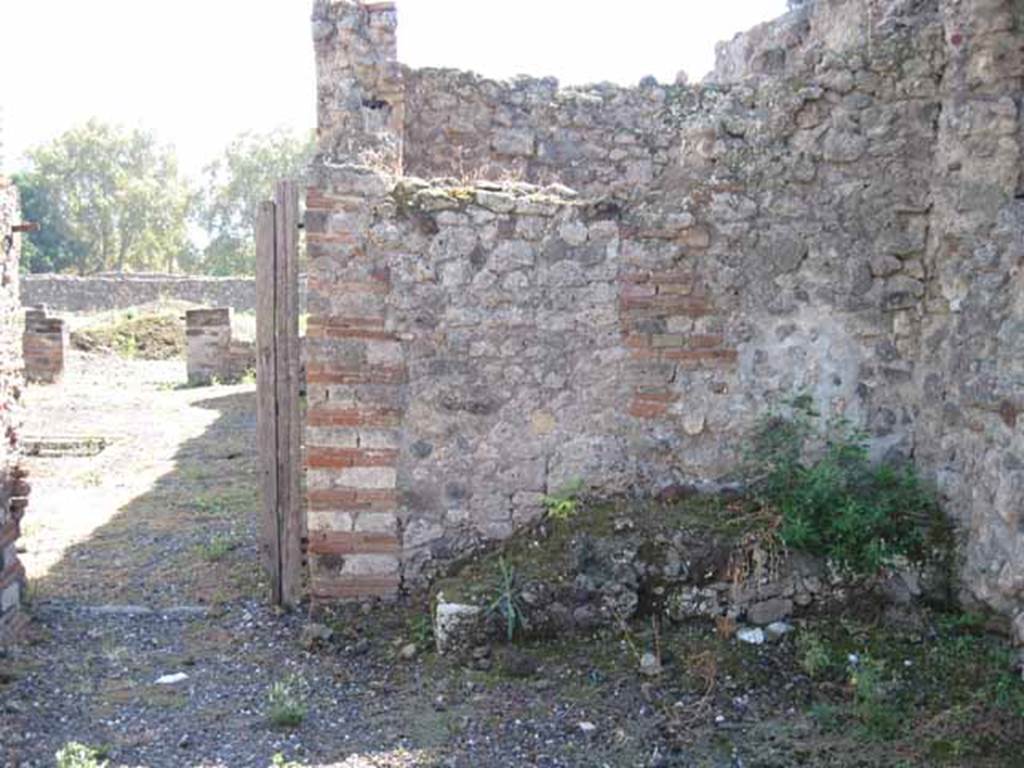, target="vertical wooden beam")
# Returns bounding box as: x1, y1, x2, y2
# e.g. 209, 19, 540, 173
275, 180, 303, 608
255, 200, 281, 604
